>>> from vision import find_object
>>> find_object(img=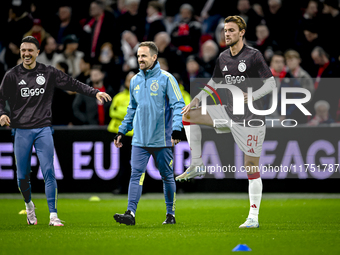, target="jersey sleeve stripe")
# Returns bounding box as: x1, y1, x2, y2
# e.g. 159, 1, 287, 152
169, 76, 182, 101
162, 71, 182, 101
